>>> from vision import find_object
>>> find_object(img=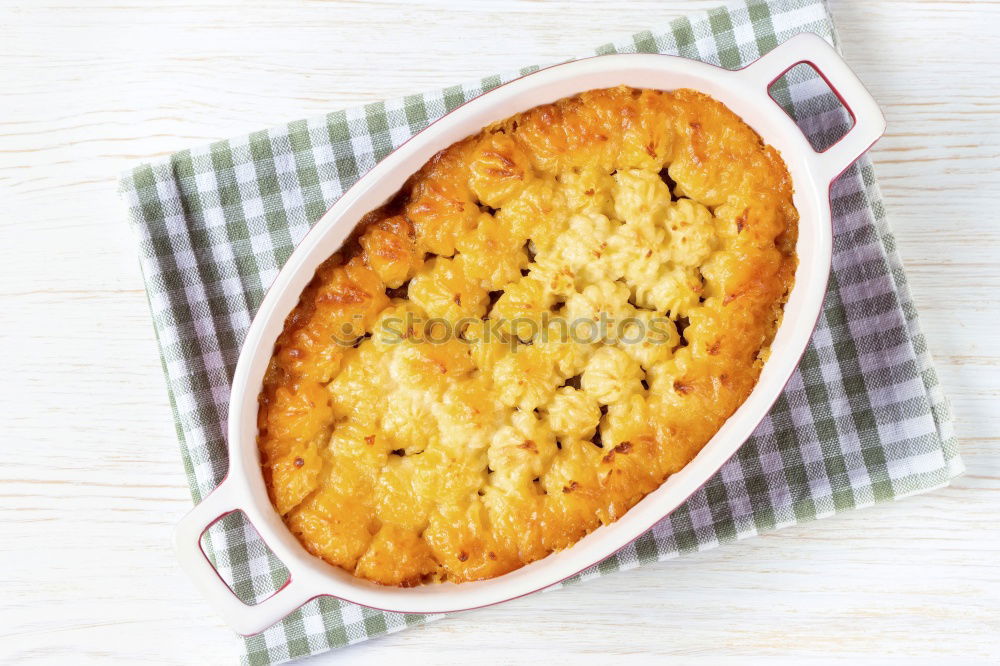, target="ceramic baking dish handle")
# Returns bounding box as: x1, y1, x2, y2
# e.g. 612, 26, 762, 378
743, 32, 886, 182
174, 480, 314, 635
